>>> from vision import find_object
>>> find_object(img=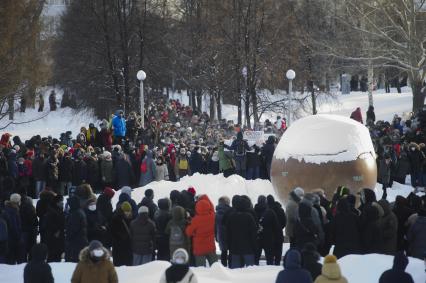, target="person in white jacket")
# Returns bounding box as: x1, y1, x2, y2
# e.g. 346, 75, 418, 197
155, 156, 169, 181
160, 249, 198, 283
